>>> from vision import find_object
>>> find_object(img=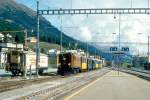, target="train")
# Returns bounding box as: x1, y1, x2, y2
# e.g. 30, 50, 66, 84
48, 51, 59, 69
4, 49, 104, 76
5, 50, 48, 76
57, 52, 103, 75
